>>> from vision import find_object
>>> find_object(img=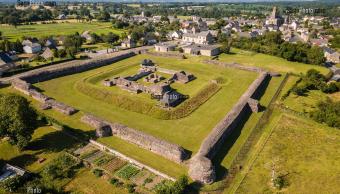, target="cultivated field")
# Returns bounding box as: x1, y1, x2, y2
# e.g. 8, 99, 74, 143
0, 22, 125, 41
236, 114, 340, 194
